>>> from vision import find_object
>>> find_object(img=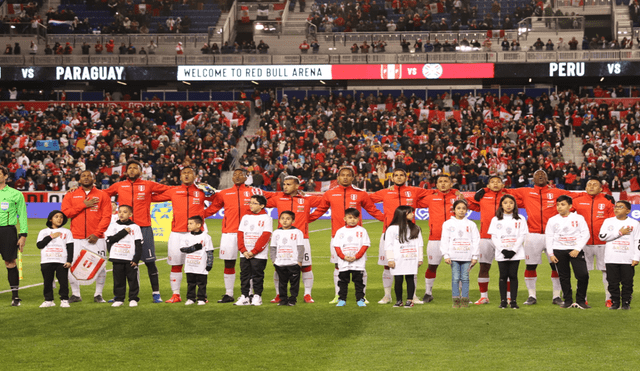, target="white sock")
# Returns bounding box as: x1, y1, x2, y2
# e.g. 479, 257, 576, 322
224, 273, 235, 296
273, 271, 279, 295
302, 270, 313, 296
382, 269, 393, 294
602, 271, 611, 301
170, 271, 182, 294
94, 268, 106, 297
425, 278, 435, 295
479, 277, 489, 299
384, 286, 392, 297
362, 270, 367, 294
552, 277, 561, 298
525, 277, 537, 298
69, 271, 80, 297
333, 268, 339, 295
